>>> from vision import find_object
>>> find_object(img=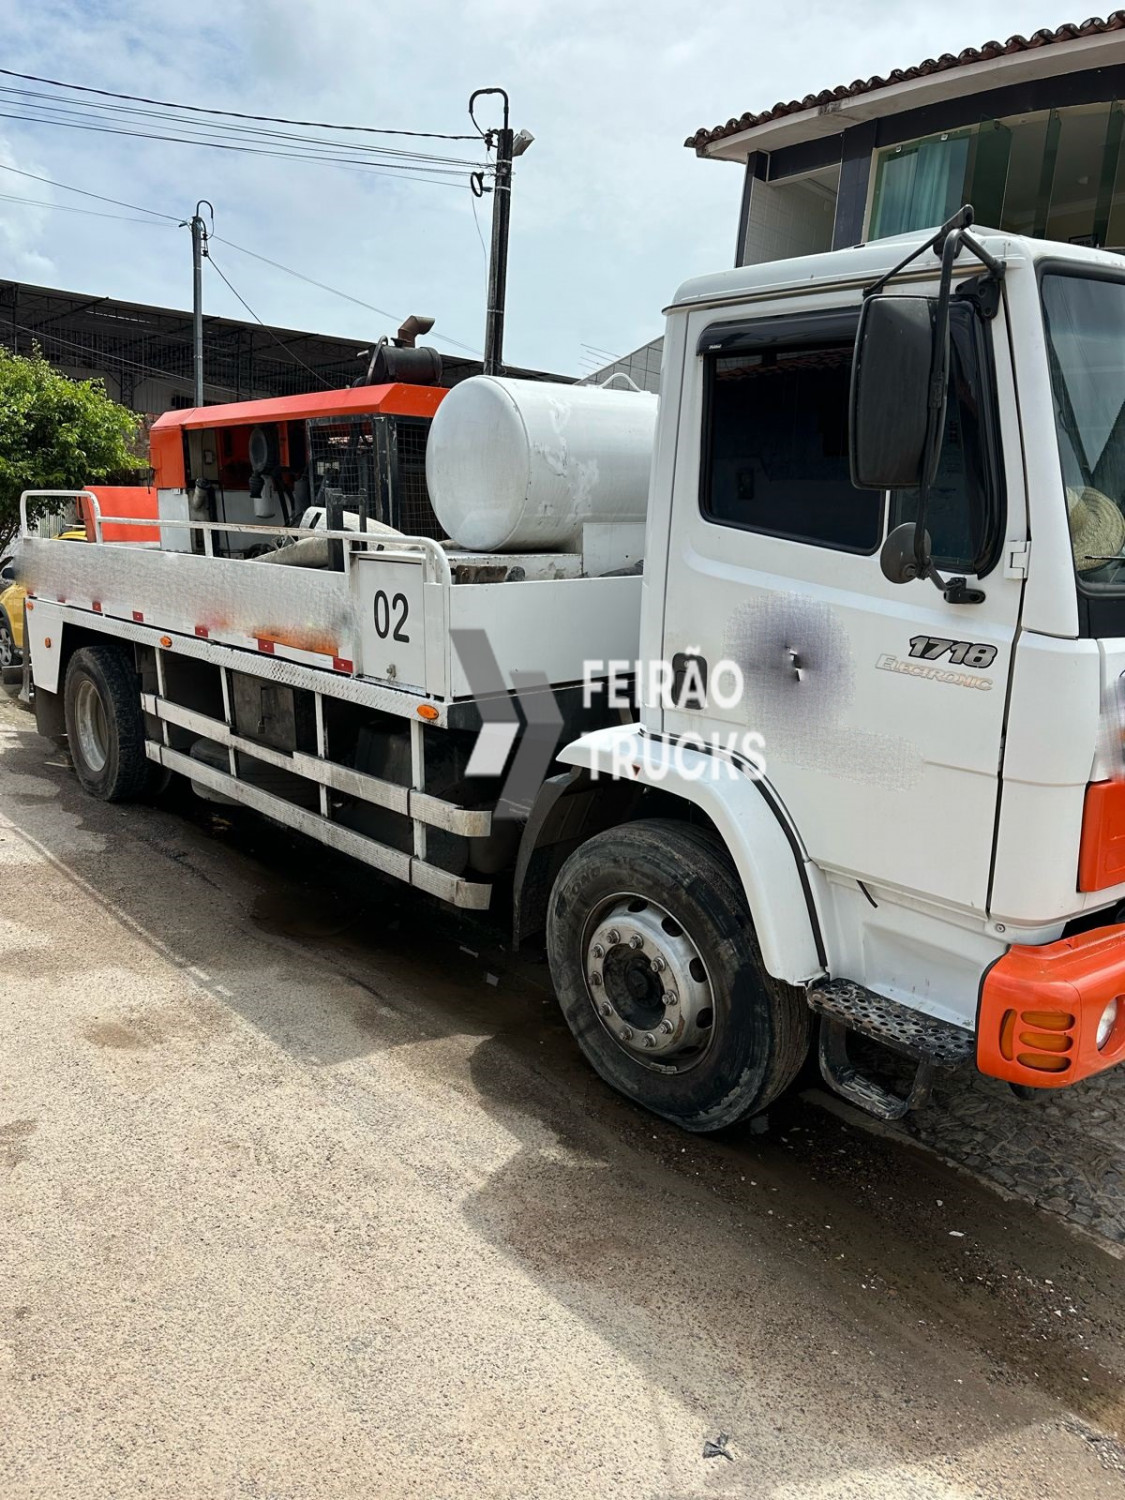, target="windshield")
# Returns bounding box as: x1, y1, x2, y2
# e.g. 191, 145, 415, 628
1042, 272, 1125, 588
